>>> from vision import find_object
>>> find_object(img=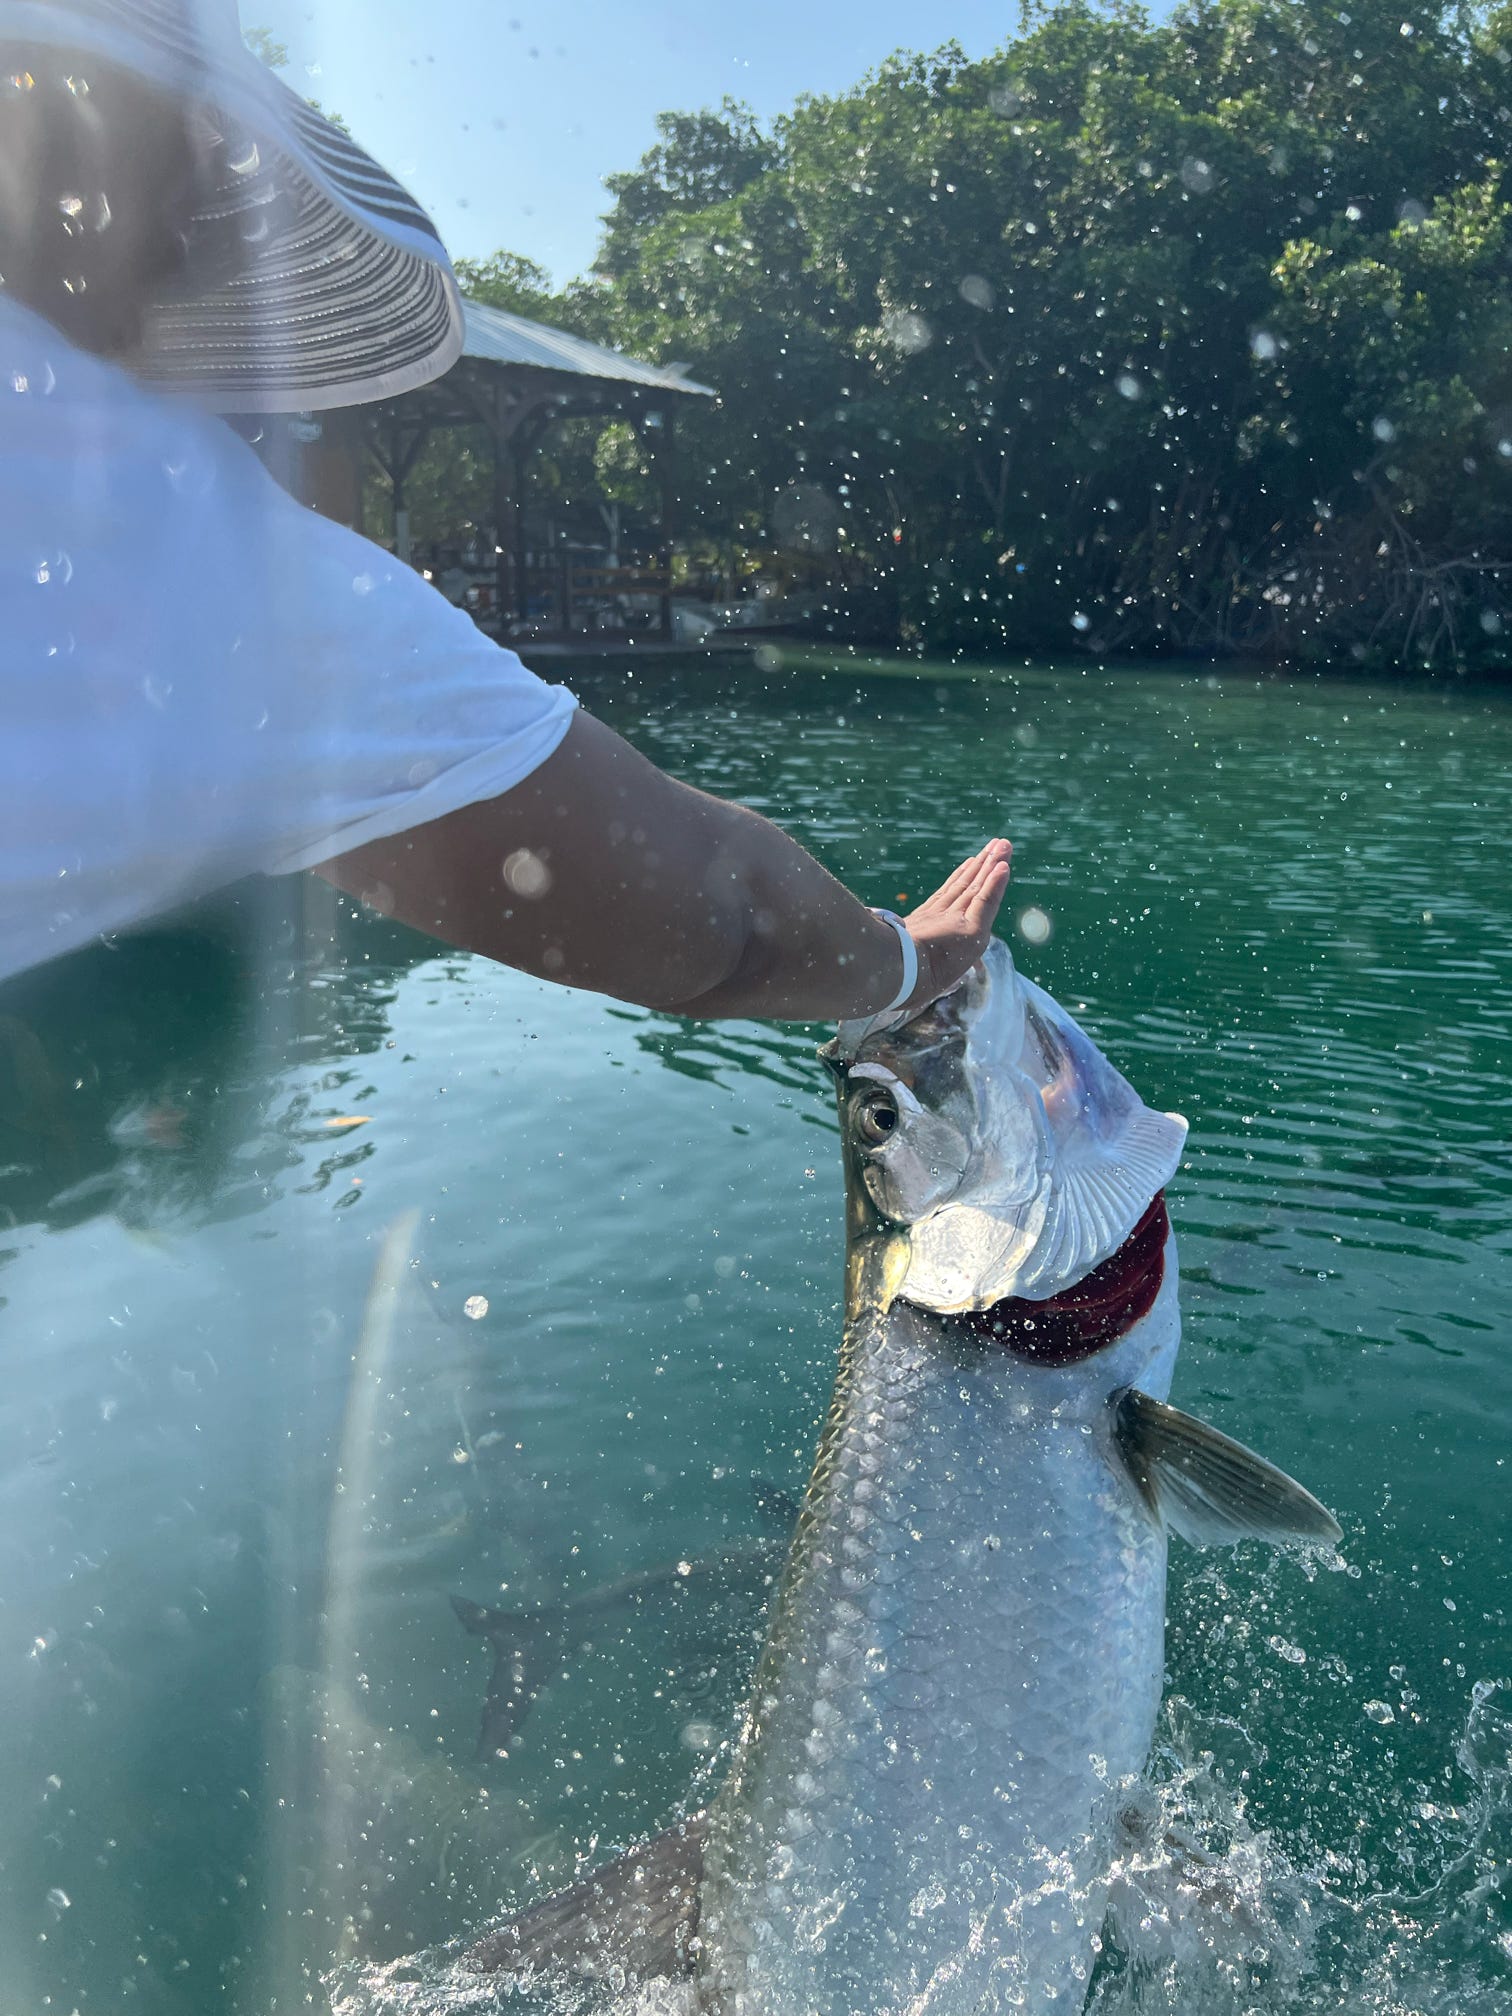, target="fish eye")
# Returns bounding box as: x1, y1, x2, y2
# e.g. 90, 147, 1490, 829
855, 1090, 899, 1145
